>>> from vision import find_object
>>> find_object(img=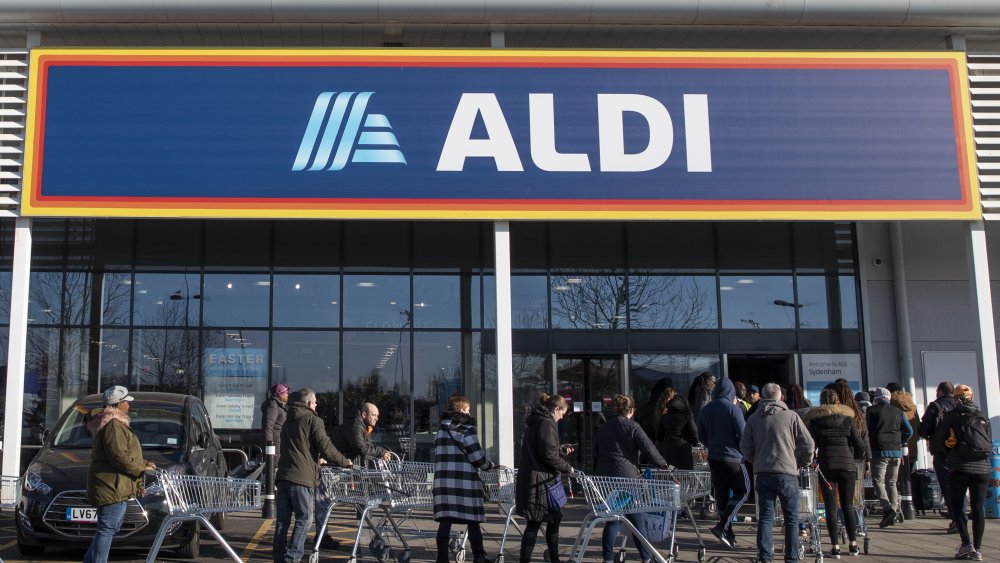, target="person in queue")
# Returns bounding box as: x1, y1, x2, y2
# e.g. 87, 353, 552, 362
433, 394, 498, 563
262, 383, 289, 464
595, 394, 669, 563
274, 388, 352, 563
655, 386, 699, 470
83, 386, 156, 563
804, 388, 865, 558
516, 393, 576, 563
331, 402, 393, 464
698, 376, 748, 550
918, 381, 959, 534
866, 387, 912, 529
